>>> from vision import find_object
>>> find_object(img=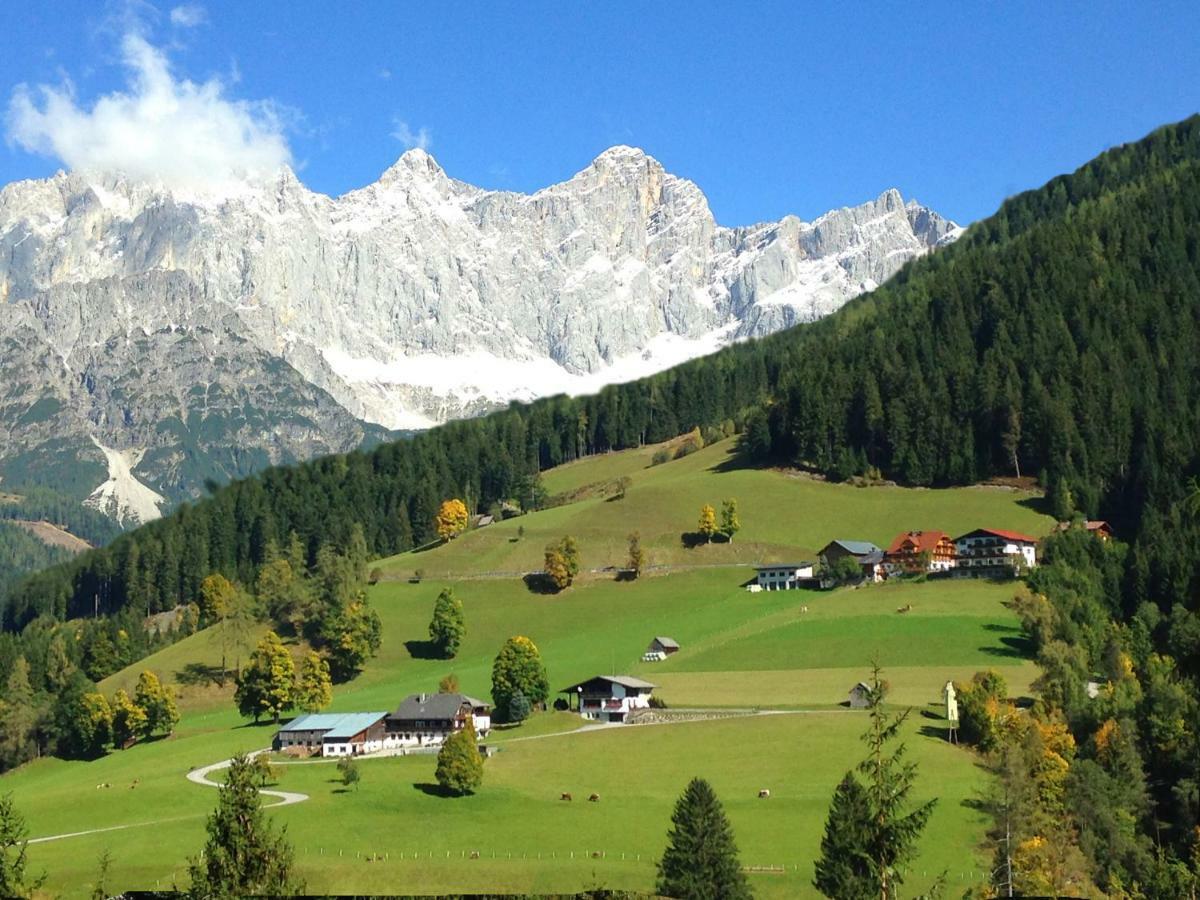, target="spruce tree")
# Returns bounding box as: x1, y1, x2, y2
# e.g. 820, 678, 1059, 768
435, 716, 484, 795
428, 587, 466, 658
0, 792, 44, 899
656, 777, 751, 900
817, 666, 937, 900
186, 753, 301, 897
813, 774, 875, 899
